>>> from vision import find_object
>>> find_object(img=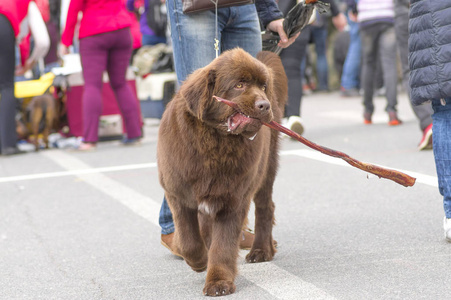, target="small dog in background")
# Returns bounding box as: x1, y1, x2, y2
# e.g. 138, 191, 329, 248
25, 93, 57, 151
